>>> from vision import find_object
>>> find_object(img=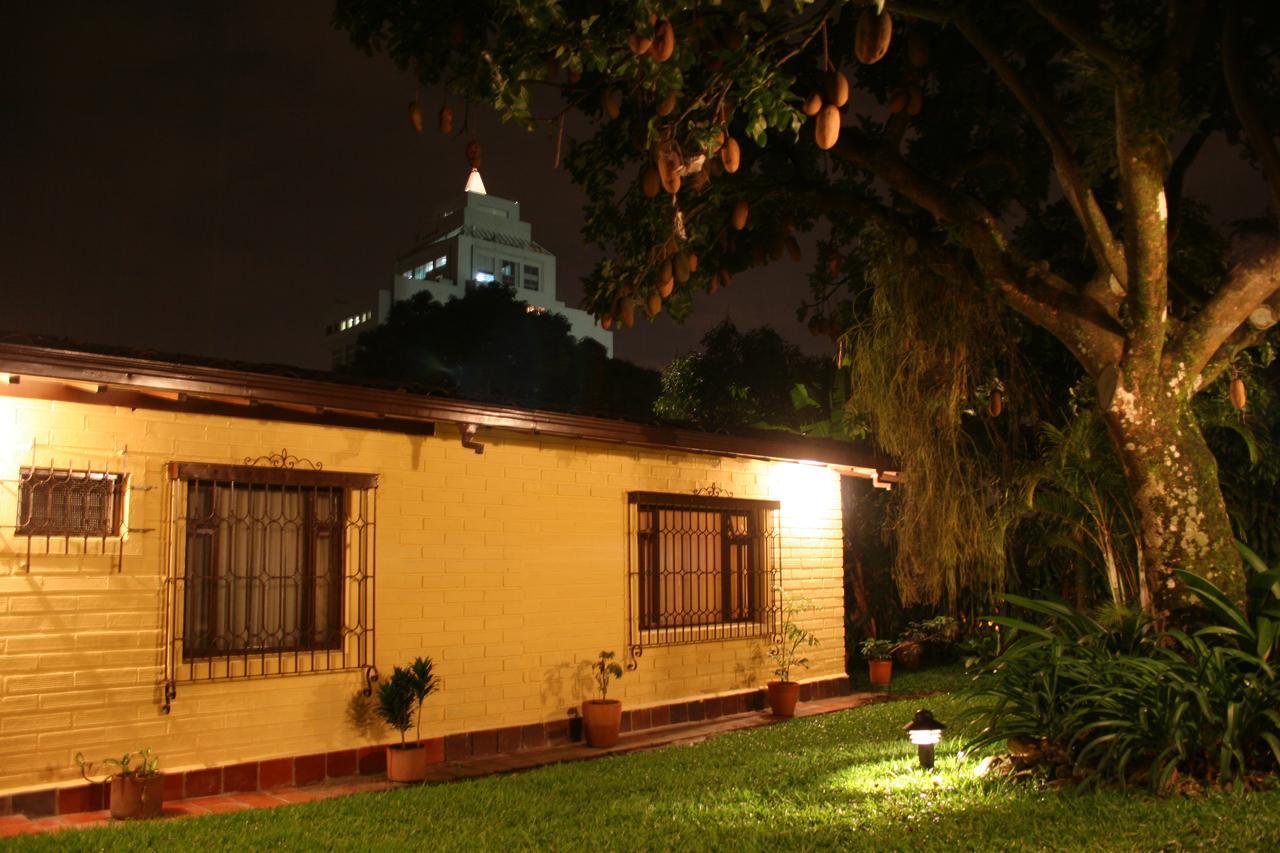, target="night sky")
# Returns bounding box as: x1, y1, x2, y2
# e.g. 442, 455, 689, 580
1, 4, 1267, 372
1, 2, 831, 372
